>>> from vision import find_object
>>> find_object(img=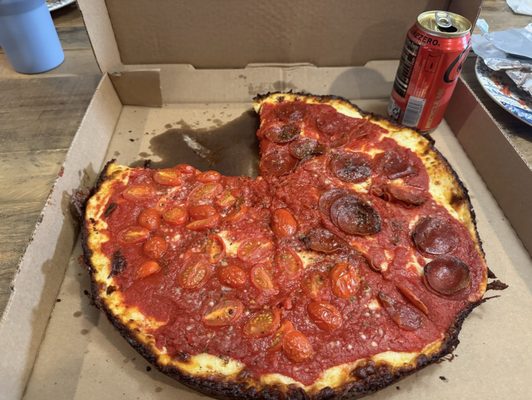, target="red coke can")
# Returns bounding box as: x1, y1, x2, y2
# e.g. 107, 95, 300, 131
388, 10, 472, 132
